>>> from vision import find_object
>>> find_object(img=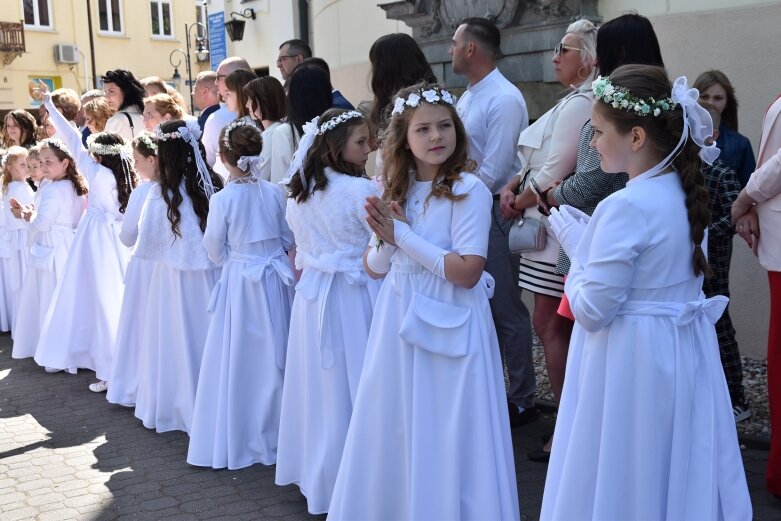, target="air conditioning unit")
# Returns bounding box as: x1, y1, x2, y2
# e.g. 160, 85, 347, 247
53, 44, 79, 64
